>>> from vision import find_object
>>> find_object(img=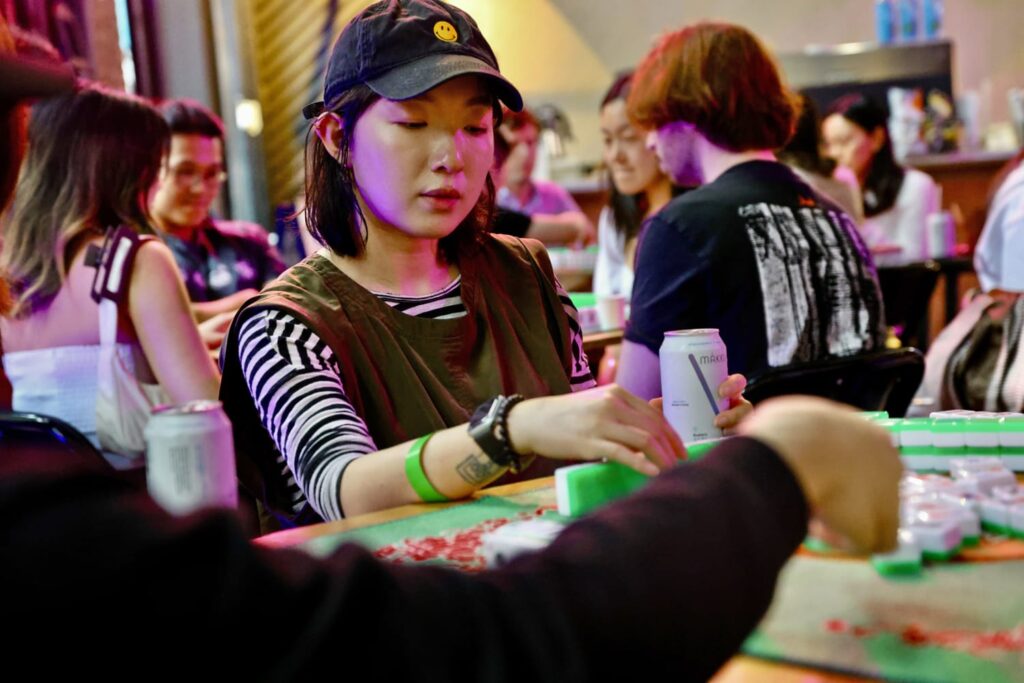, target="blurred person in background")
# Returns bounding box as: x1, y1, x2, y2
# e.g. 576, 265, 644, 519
823, 93, 939, 260
595, 71, 691, 300
496, 107, 595, 245
619, 22, 886, 397
974, 149, 1024, 293
593, 71, 688, 383
150, 99, 285, 348
778, 92, 863, 225
0, 84, 219, 466
491, 129, 597, 245
913, 151, 1024, 414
